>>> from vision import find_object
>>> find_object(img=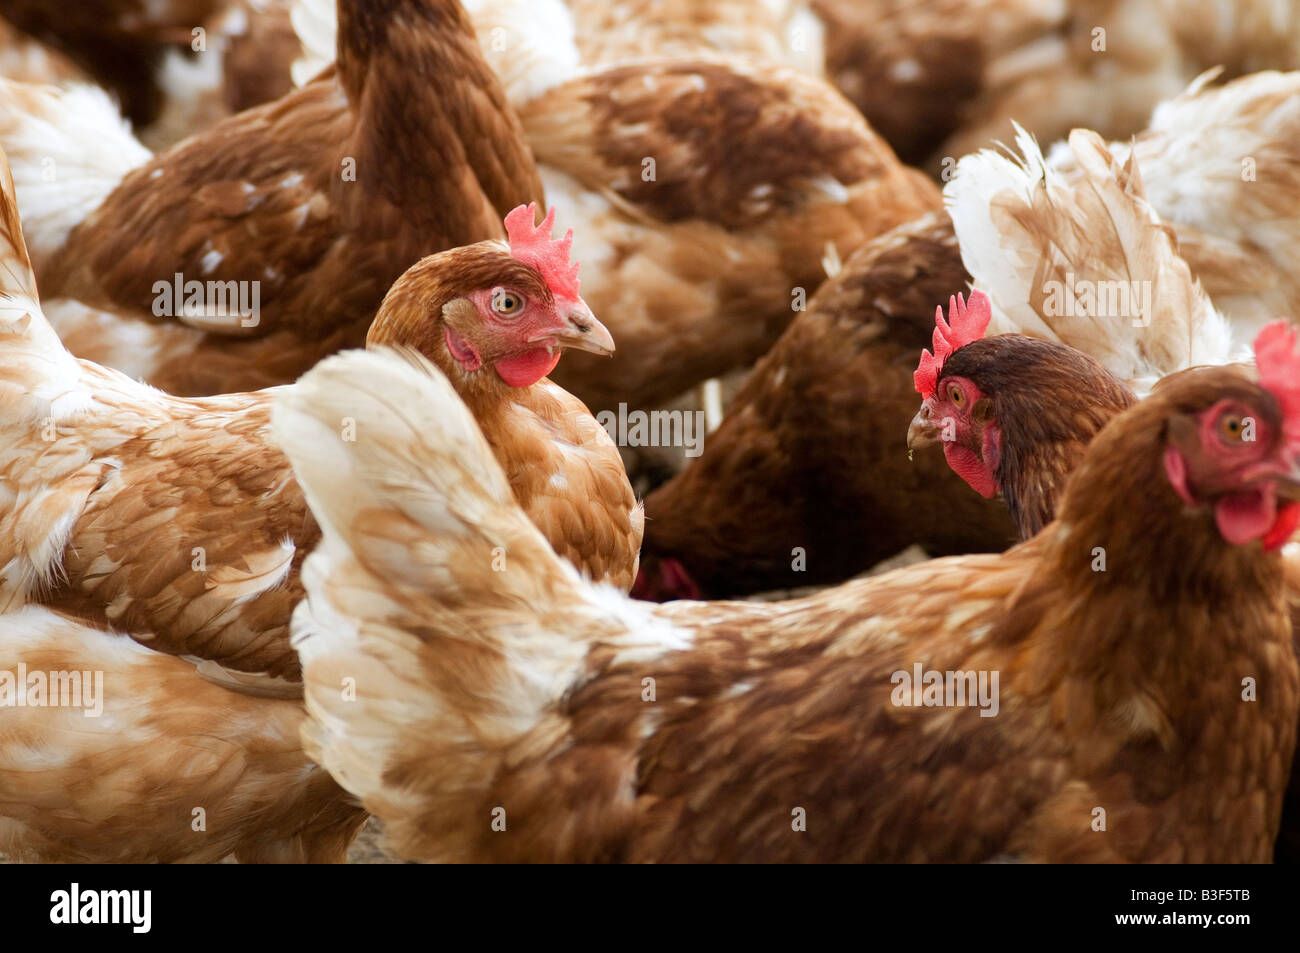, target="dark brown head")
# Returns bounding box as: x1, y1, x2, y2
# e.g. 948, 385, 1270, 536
910, 333, 1137, 538
366, 204, 613, 395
